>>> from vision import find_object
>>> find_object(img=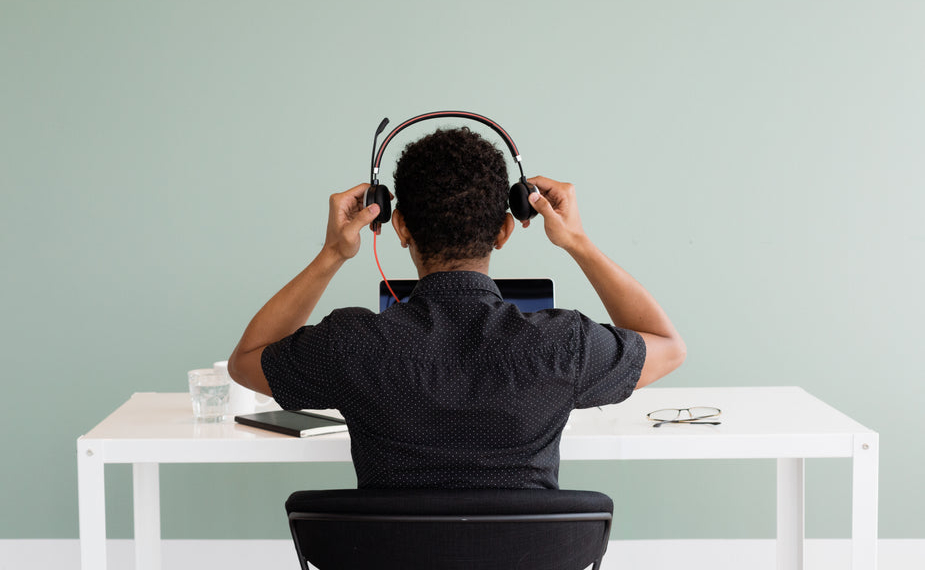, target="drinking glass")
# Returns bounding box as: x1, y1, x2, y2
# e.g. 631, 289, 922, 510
188, 368, 231, 422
